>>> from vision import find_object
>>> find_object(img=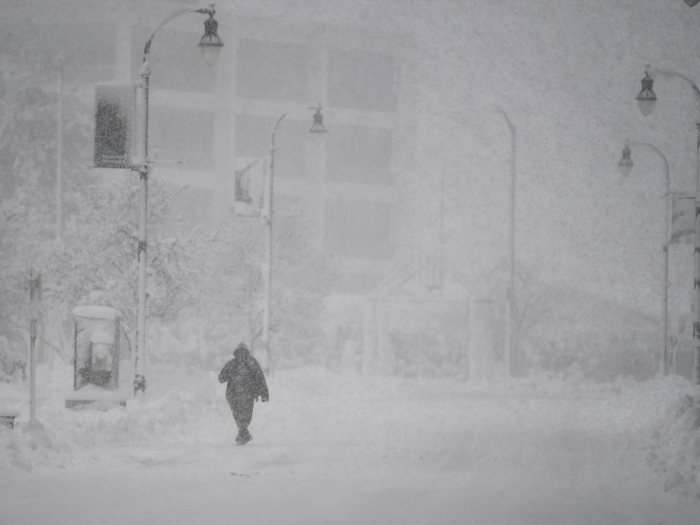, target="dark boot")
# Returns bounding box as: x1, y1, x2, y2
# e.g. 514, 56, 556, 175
238, 428, 252, 445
